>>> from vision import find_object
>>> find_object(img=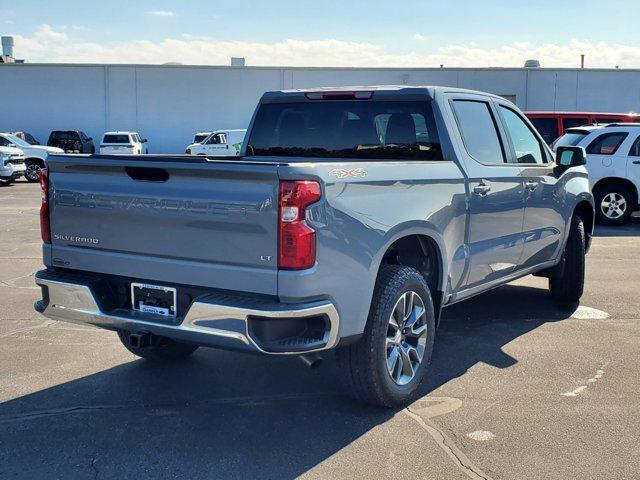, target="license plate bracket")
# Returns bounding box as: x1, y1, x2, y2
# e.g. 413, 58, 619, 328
131, 283, 177, 317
